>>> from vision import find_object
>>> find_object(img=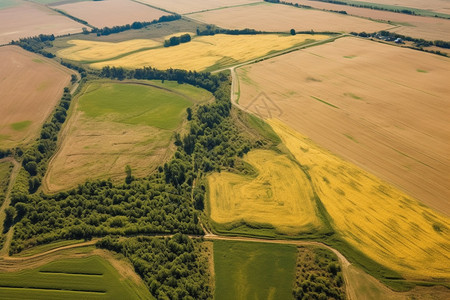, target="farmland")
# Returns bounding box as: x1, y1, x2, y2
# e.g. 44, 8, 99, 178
188, 2, 390, 33
0, 46, 73, 148
345, 0, 450, 15
0, 255, 151, 299
0, 1, 83, 45
84, 33, 330, 71
292, 0, 450, 40
208, 149, 322, 235
52, 0, 168, 28
214, 240, 296, 300
238, 37, 450, 216
44, 80, 211, 192
269, 119, 450, 280
136, 0, 261, 14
